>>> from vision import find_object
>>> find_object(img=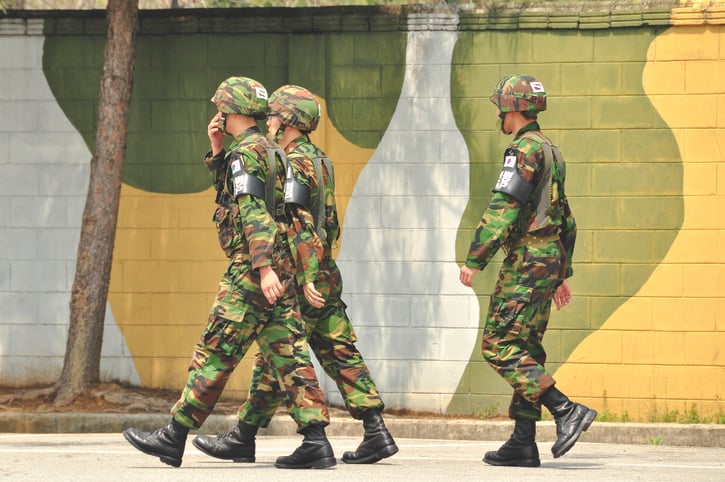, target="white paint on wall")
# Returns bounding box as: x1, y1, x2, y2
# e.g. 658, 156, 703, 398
334, 14, 480, 414
0, 28, 140, 386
